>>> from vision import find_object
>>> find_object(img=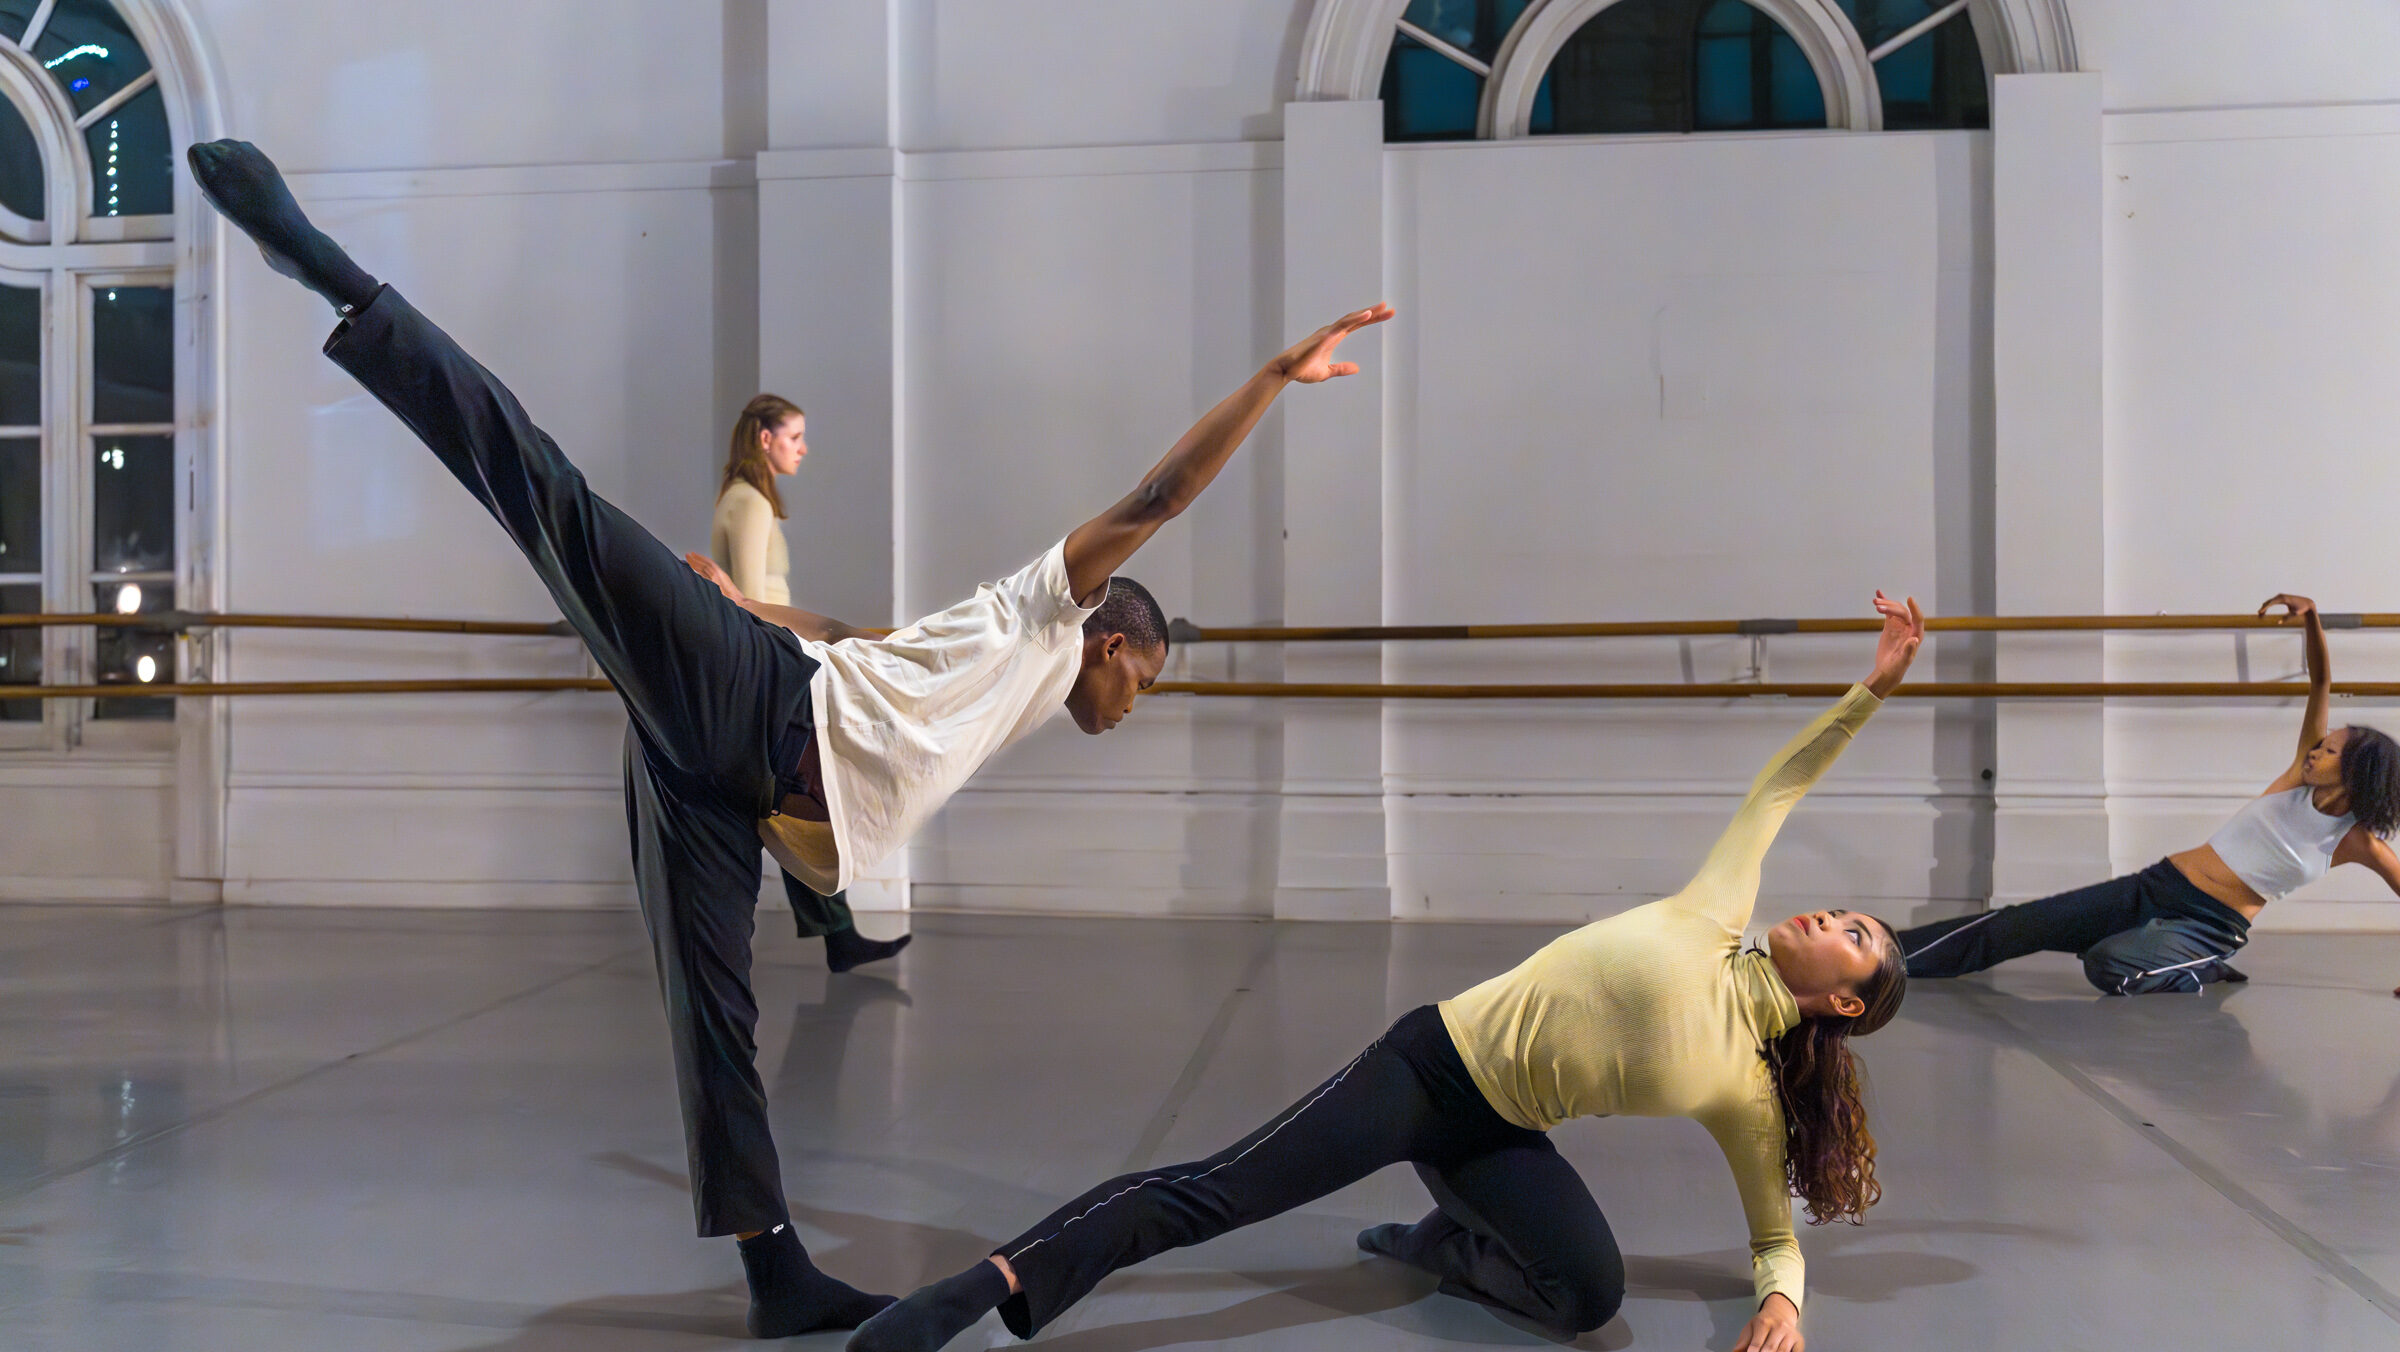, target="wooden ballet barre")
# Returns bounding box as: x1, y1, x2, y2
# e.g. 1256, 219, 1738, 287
1166, 613, 2391, 644
0, 610, 577, 636
1146, 680, 2400, 700
7, 677, 2399, 701
2, 678, 612, 699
